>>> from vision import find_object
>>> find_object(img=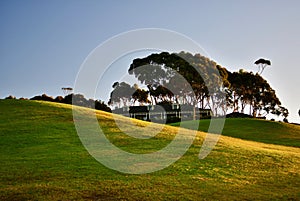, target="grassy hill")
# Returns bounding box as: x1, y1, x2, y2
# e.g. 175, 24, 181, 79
1, 100, 300, 200
170, 118, 300, 147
